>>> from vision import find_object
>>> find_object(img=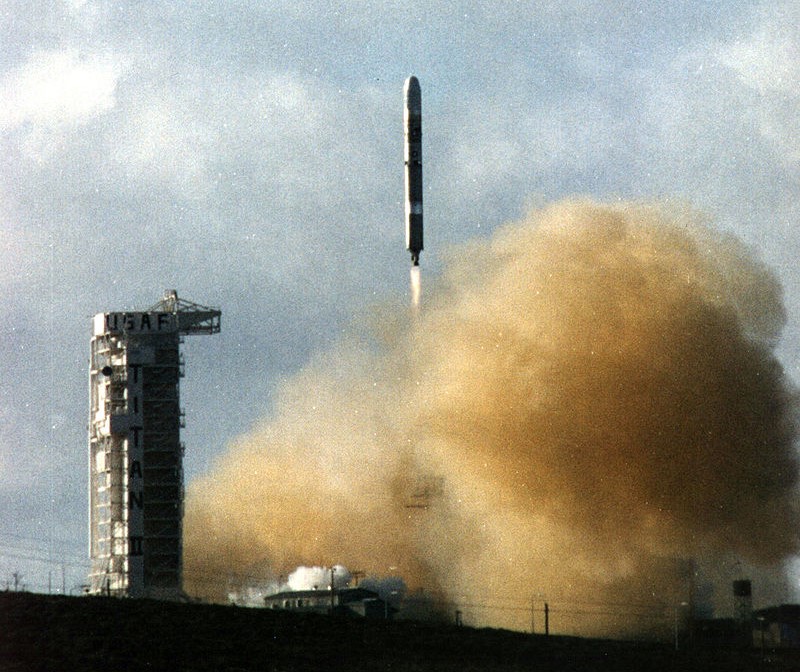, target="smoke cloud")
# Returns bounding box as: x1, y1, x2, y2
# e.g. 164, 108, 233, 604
185, 200, 800, 637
